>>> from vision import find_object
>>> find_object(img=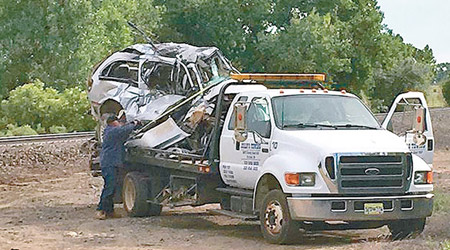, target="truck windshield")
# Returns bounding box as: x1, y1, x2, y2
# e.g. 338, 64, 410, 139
271, 94, 380, 130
